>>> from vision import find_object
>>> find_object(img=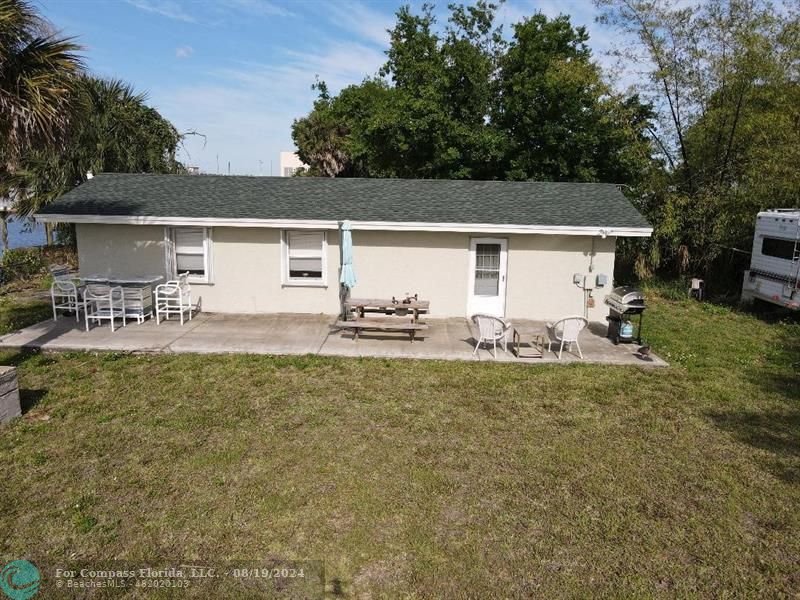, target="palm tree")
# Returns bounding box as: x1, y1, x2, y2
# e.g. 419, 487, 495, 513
10, 76, 184, 218
0, 0, 83, 184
